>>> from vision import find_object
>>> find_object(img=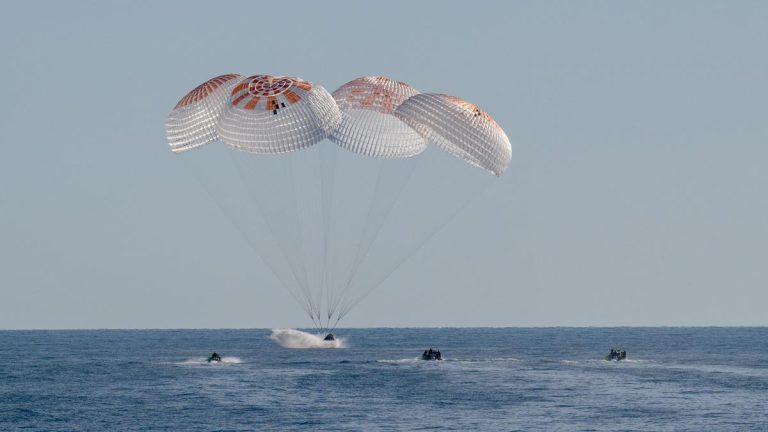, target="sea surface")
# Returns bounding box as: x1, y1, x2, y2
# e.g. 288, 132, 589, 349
1, 327, 767, 431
